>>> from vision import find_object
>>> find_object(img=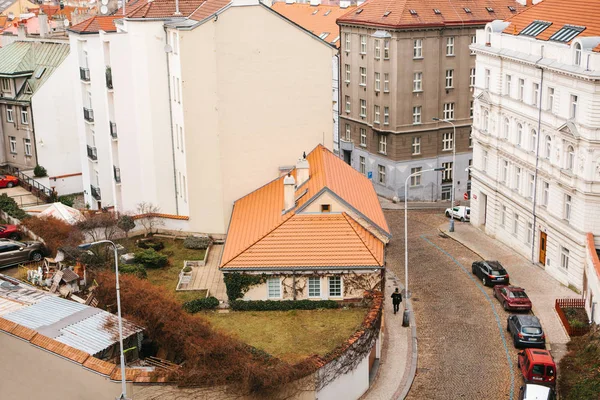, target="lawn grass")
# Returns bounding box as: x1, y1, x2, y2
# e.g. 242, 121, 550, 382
201, 308, 367, 364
